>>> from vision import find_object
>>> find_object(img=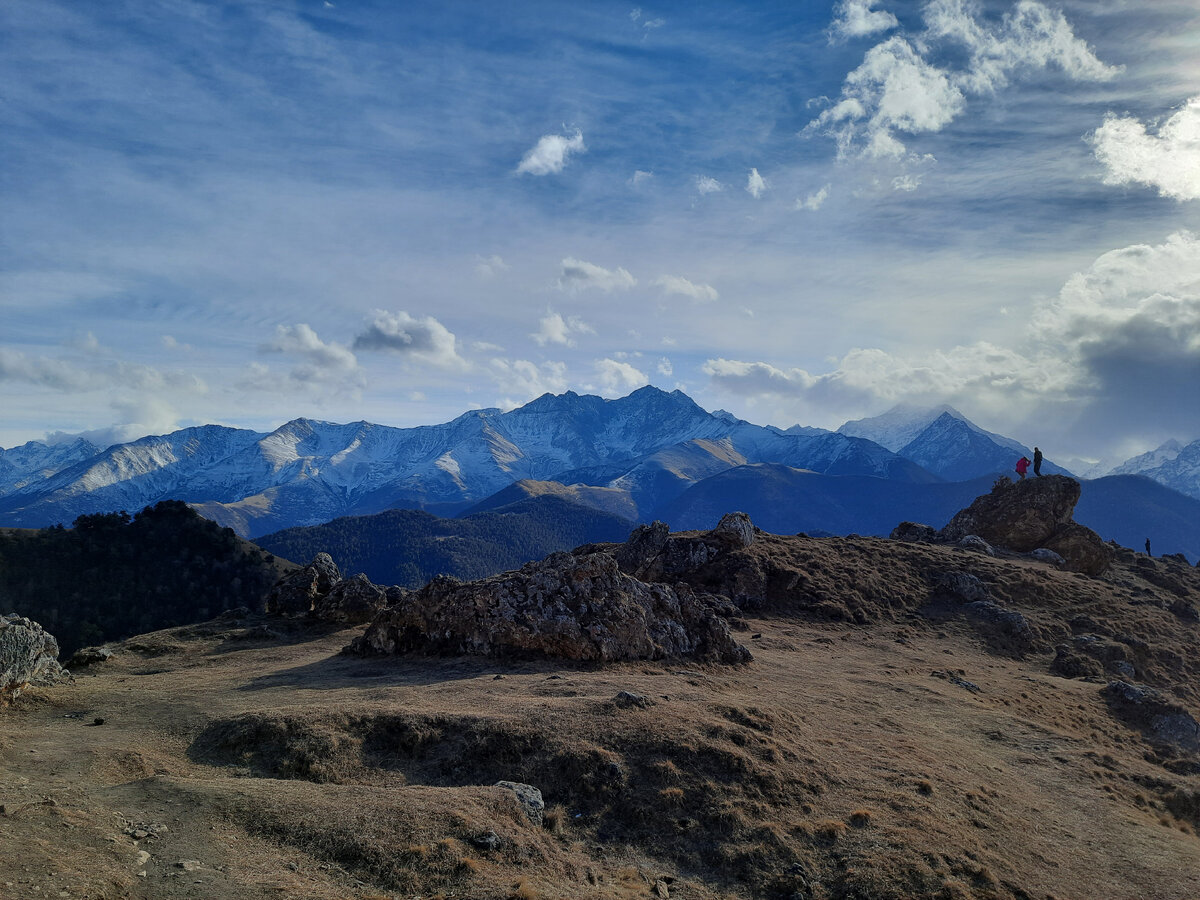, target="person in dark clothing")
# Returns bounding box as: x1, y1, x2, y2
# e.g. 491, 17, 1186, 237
1033, 447, 1043, 476
1145, 538, 1152, 556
